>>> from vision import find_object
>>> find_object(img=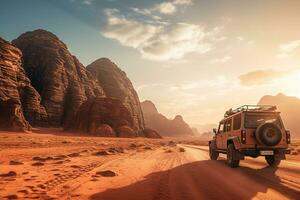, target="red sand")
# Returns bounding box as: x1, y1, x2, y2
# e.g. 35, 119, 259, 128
0, 131, 299, 200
